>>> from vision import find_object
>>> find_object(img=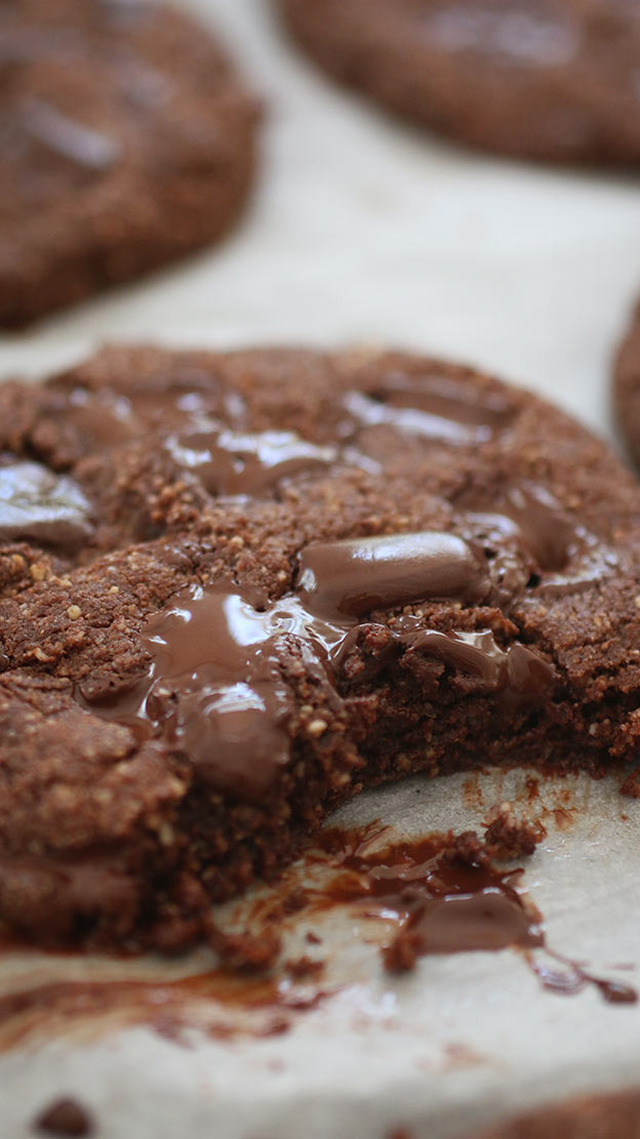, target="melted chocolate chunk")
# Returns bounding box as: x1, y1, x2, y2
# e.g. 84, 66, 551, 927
138, 583, 299, 797
464, 484, 578, 572
461, 482, 619, 594
368, 372, 515, 429
0, 460, 93, 549
107, 577, 354, 797
399, 626, 554, 708
23, 98, 120, 171
298, 532, 491, 620
166, 426, 339, 497
345, 370, 515, 446
312, 826, 637, 1003
60, 388, 137, 451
